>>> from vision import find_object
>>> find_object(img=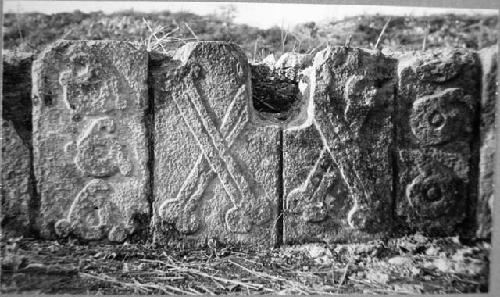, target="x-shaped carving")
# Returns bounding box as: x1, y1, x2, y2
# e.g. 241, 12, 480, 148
286, 119, 370, 228
159, 77, 268, 234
